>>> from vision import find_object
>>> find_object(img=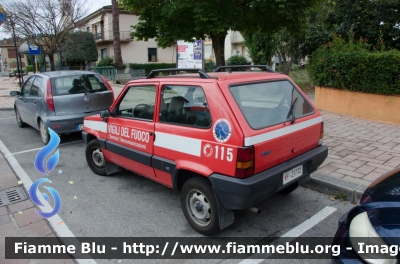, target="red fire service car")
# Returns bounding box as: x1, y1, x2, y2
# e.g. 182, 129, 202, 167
82, 66, 328, 235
